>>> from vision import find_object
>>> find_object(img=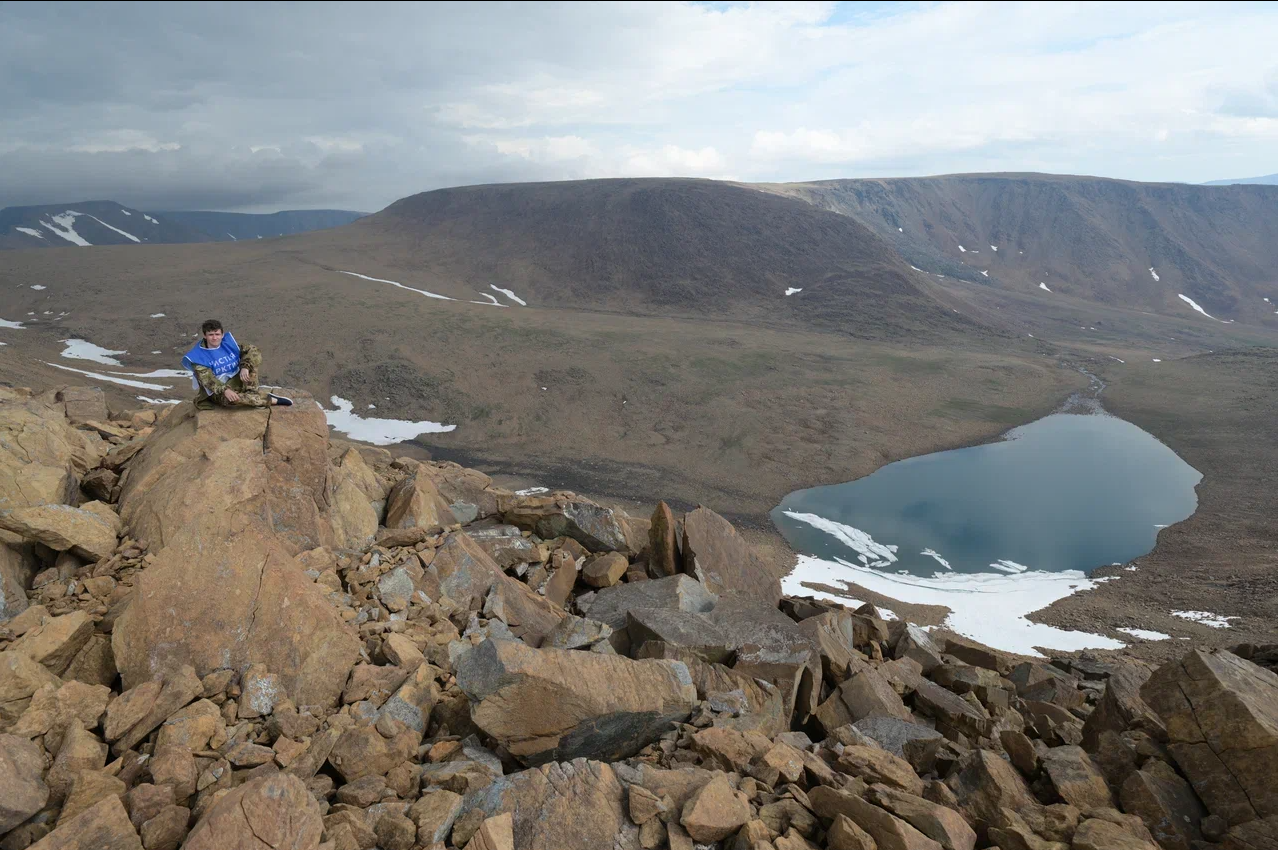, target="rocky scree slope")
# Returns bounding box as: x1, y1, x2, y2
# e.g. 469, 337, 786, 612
0, 384, 1276, 850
